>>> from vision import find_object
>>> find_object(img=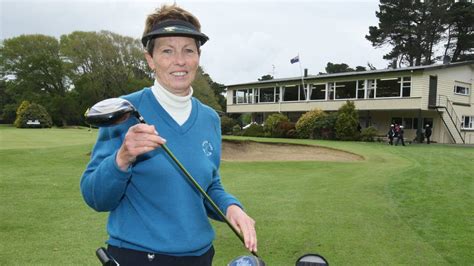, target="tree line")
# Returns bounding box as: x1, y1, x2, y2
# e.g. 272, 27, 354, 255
0, 31, 225, 126
366, 0, 473, 67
